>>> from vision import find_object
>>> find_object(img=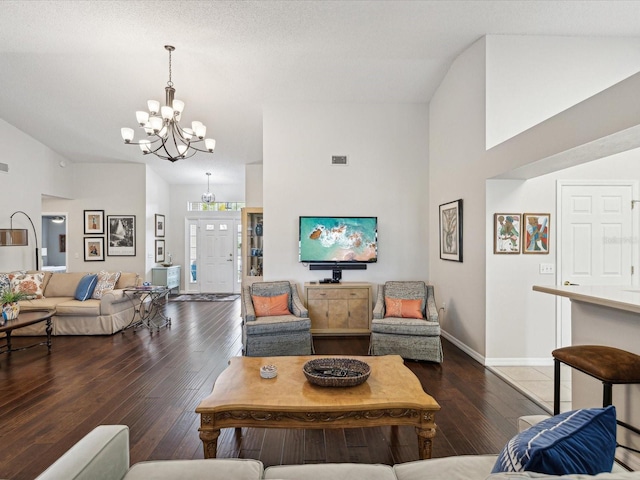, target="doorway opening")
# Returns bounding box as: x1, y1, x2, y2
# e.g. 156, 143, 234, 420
41, 214, 67, 272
